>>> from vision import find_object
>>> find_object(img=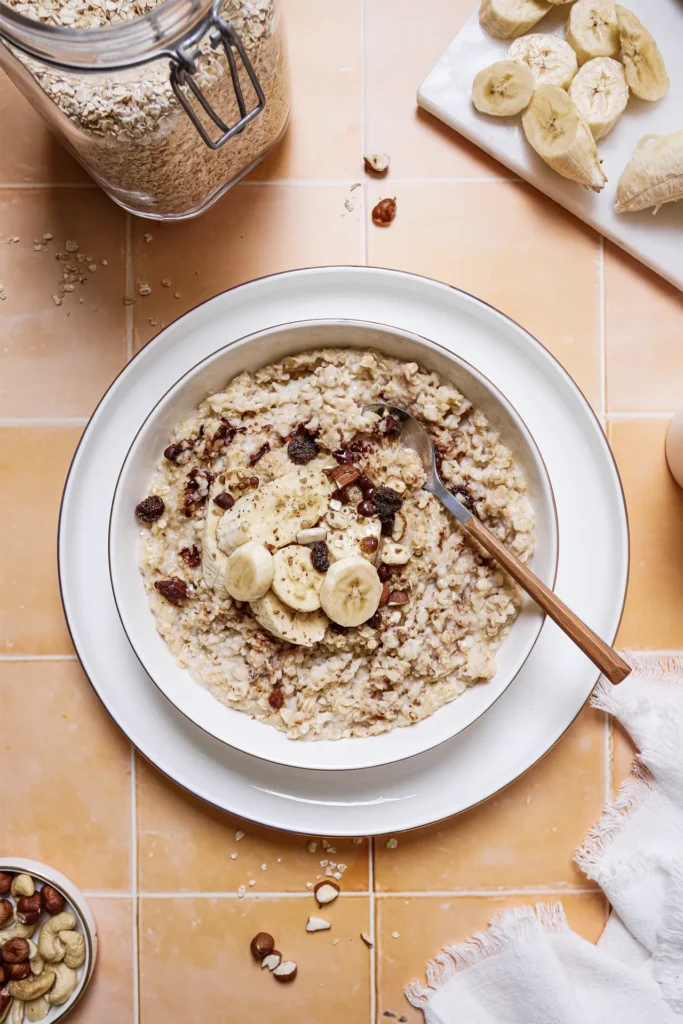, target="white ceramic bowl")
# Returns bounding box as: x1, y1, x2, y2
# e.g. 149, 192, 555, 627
109, 319, 558, 771
0, 858, 97, 1022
